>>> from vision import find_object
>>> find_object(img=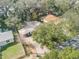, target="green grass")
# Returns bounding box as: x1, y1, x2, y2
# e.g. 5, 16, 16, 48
1, 43, 25, 59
